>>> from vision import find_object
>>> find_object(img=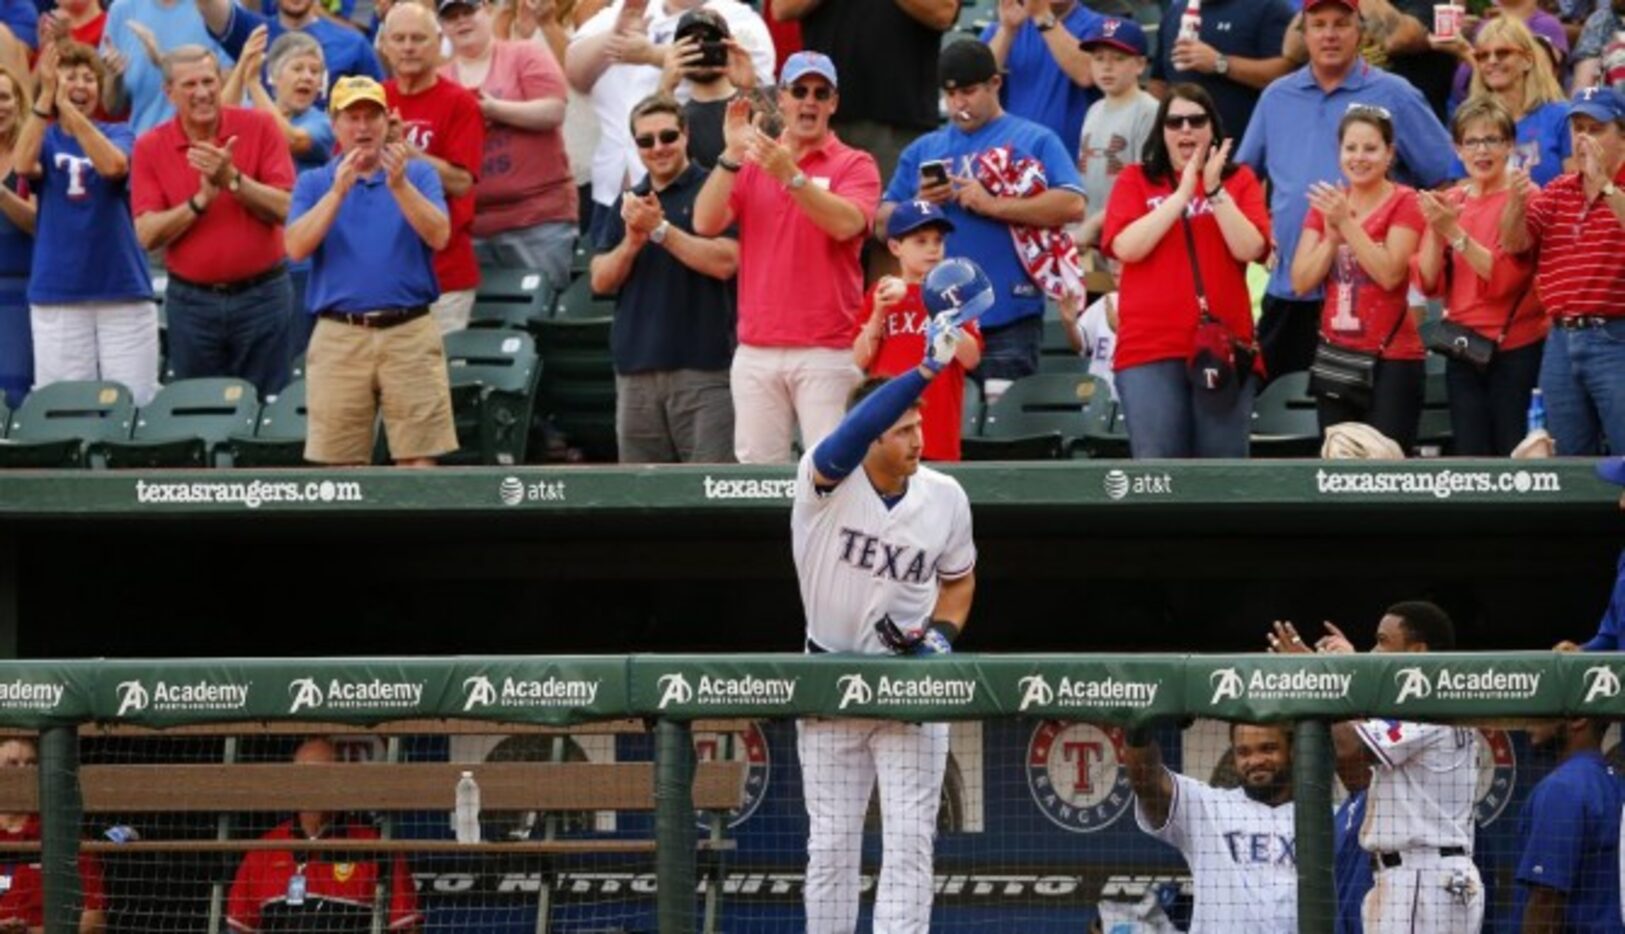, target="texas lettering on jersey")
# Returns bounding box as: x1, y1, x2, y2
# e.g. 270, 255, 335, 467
836, 527, 934, 584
